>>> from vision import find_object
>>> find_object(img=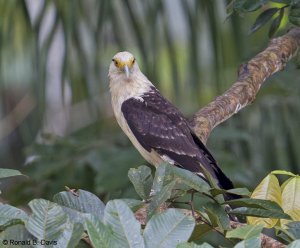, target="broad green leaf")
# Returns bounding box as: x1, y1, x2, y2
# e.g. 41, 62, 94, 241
0, 224, 33, 246
189, 223, 212, 241
168, 165, 211, 194
85, 215, 114, 248
281, 177, 300, 227
274, 225, 294, 243
53, 189, 105, 223
203, 202, 230, 231
0, 168, 24, 179
56, 222, 84, 248
287, 240, 300, 247
289, 3, 300, 26
128, 165, 153, 199
148, 180, 176, 218
148, 164, 176, 218
234, 236, 261, 248
26, 199, 69, 244
223, 188, 251, 197
177, 242, 214, 248
269, 8, 284, 37
211, 188, 251, 198
247, 174, 282, 228
226, 224, 263, 239
104, 200, 144, 248
150, 164, 173, 196
285, 221, 300, 240
230, 207, 290, 219
144, 208, 195, 248
0, 204, 28, 227
225, 198, 283, 212
271, 170, 297, 177
120, 199, 143, 212
250, 8, 279, 34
